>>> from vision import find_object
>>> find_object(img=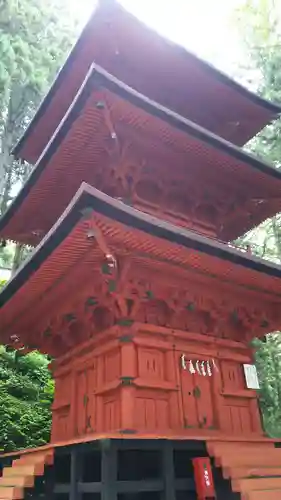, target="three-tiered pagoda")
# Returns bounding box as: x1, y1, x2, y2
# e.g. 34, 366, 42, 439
2, 1, 281, 499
